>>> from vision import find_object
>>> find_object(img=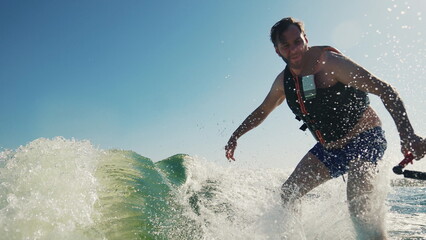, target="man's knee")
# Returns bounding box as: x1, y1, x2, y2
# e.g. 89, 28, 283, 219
348, 194, 370, 218
280, 182, 301, 206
